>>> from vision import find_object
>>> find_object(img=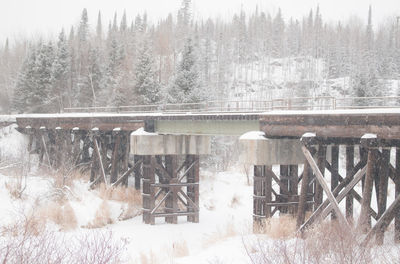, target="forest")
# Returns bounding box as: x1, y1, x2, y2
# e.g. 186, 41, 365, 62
0, 1, 399, 113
